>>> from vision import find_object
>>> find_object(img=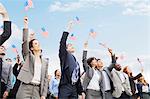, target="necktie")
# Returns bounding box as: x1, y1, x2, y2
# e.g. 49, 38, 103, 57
0, 58, 2, 94
71, 56, 80, 83
0, 58, 2, 80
